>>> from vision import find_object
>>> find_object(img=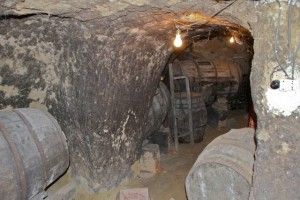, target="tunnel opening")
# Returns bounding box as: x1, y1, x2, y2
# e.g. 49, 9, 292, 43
140, 12, 256, 199
147, 12, 255, 151
0, 3, 262, 200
